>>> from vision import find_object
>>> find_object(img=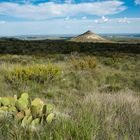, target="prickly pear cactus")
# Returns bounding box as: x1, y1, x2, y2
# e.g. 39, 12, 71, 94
15, 99, 28, 111
46, 113, 55, 124
1, 97, 10, 106
0, 93, 55, 129
15, 112, 25, 121
31, 98, 44, 106
21, 93, 29, 99
31, 105, 39, 118
8, 106, 17, 112
21, 116, 33, 127
47, 104, 54, 113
